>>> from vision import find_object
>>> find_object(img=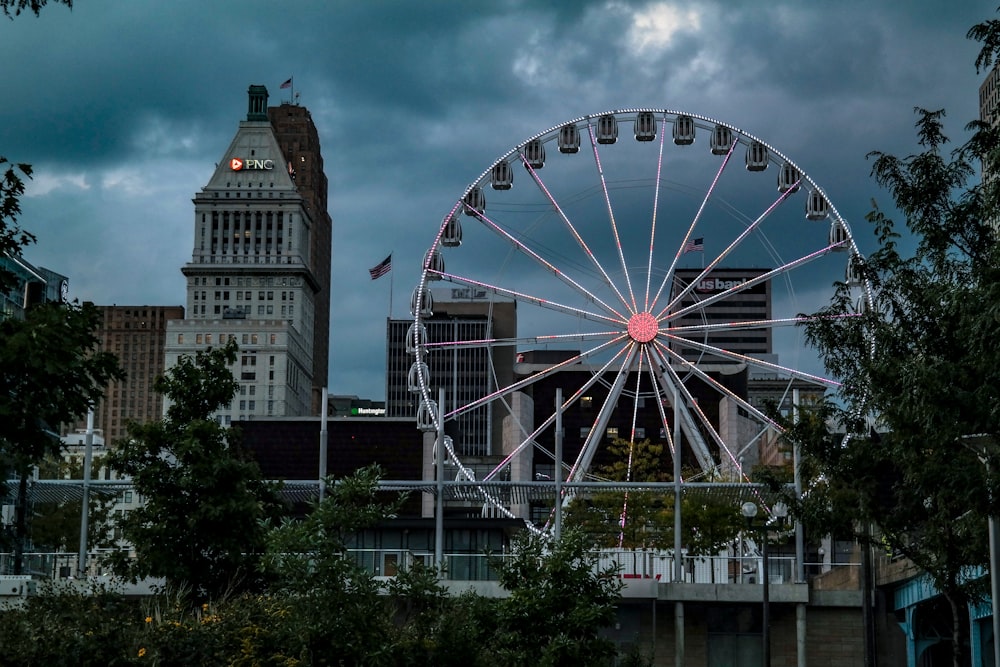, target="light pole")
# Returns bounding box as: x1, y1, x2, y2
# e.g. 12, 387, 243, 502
742, 501, 788, 667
